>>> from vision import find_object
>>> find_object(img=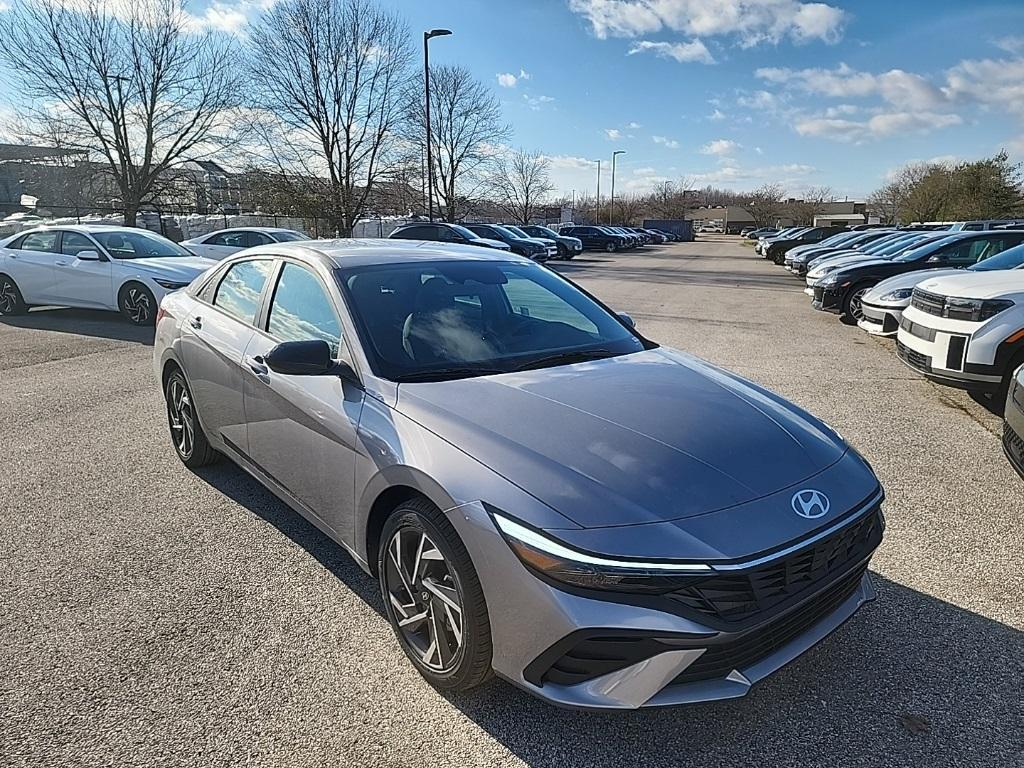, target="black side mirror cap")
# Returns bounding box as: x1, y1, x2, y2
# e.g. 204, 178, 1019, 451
265, 340, 335, 376
617, 312, 636, 328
